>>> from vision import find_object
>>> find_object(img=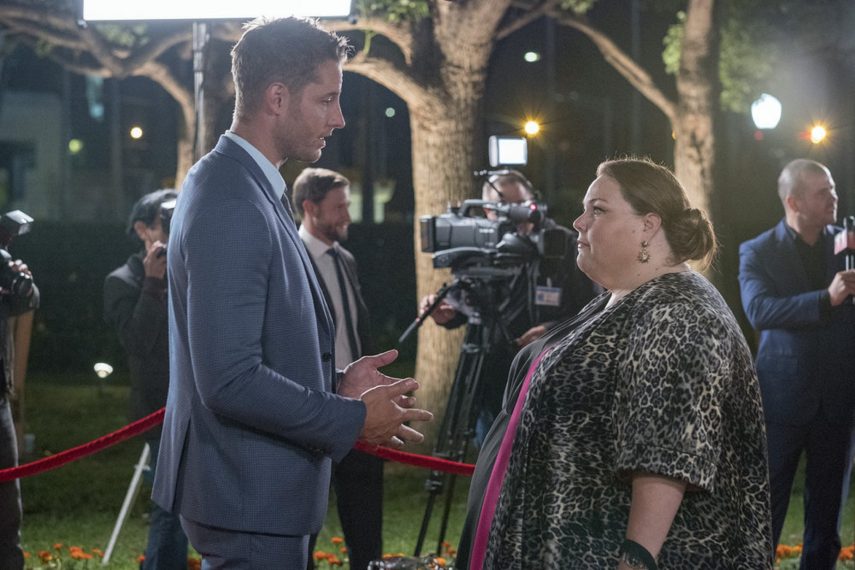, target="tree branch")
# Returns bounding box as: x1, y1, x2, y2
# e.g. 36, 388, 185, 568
497, 0, 558, 40
0, 3, 79, 34
124, 27, 192, 70
345, 55, 442, 116
552, 10, 677, 124
327, 17, 414, 65
1, 19, 86, 51
138, 60, 195, 130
